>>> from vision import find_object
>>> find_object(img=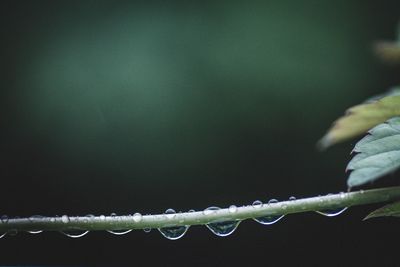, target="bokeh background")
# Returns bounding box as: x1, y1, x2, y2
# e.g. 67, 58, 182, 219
1, 0, 400, 265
